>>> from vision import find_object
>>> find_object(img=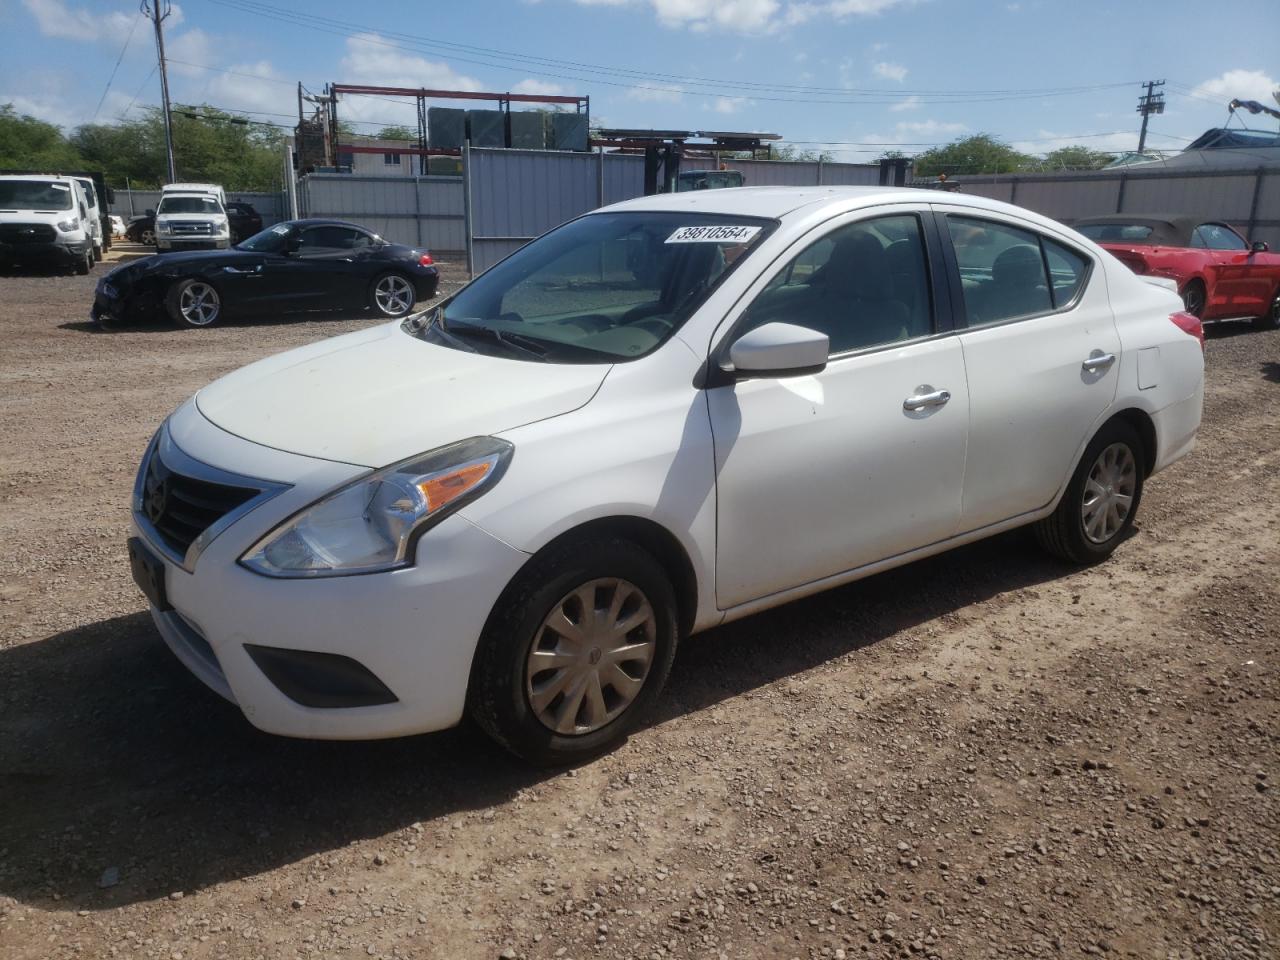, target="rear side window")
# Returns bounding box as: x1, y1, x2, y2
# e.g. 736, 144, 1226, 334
947, 216, 1090, 327
1076, 223, 1153, 243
